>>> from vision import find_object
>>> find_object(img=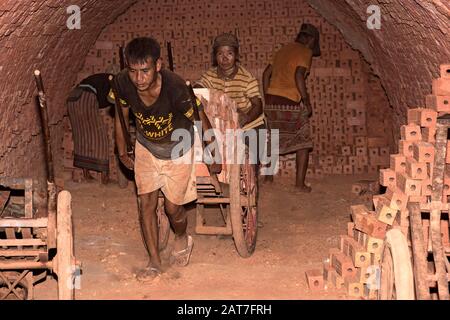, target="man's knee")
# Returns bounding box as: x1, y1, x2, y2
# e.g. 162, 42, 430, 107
164, 199, 186, 223
138, 191, 159, 214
